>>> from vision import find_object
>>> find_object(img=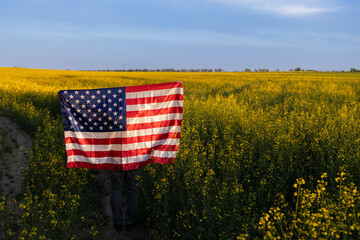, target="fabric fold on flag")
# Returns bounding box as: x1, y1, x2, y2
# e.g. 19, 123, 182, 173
58, 81, 183, 170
